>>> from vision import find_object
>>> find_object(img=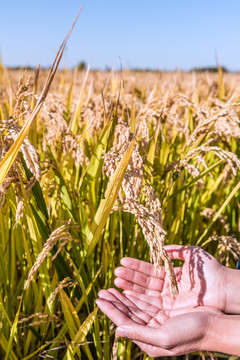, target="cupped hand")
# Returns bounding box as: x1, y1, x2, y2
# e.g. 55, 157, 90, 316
114, 245, 227, 317
96, 287, 222, 357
